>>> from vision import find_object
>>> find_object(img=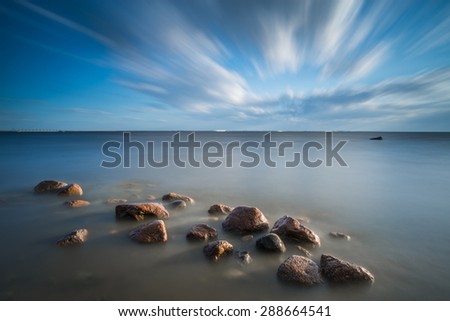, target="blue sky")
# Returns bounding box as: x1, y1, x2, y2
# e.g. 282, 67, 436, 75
1, 0, 450, 131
